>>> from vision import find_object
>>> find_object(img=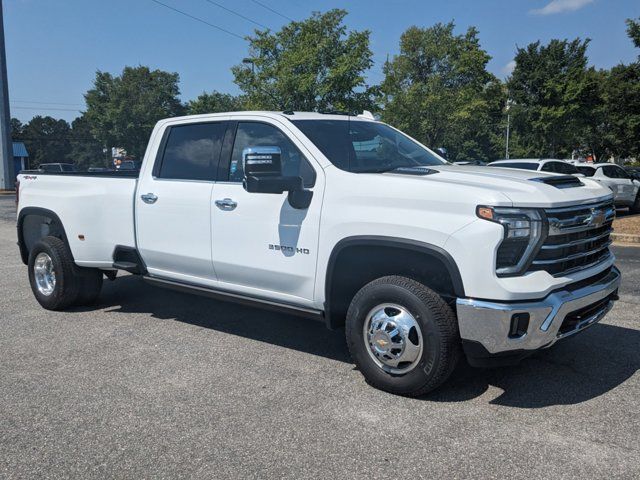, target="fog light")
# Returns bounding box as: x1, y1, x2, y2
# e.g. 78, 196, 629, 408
509, 313, 530, 338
